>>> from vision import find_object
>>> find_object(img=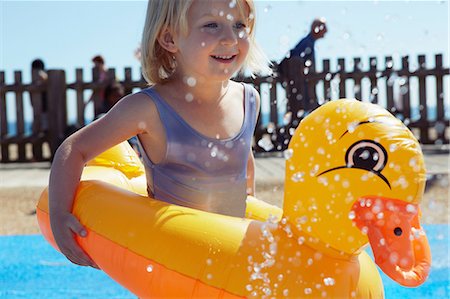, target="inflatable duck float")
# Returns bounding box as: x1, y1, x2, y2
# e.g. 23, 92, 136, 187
37, 99, 431, 298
